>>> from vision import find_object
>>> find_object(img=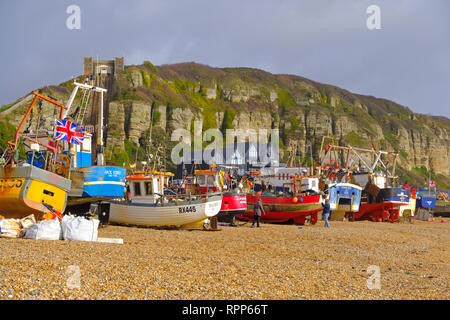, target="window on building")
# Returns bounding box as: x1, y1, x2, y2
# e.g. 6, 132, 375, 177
232, 151, 242, 165
249, 145, 257, 161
